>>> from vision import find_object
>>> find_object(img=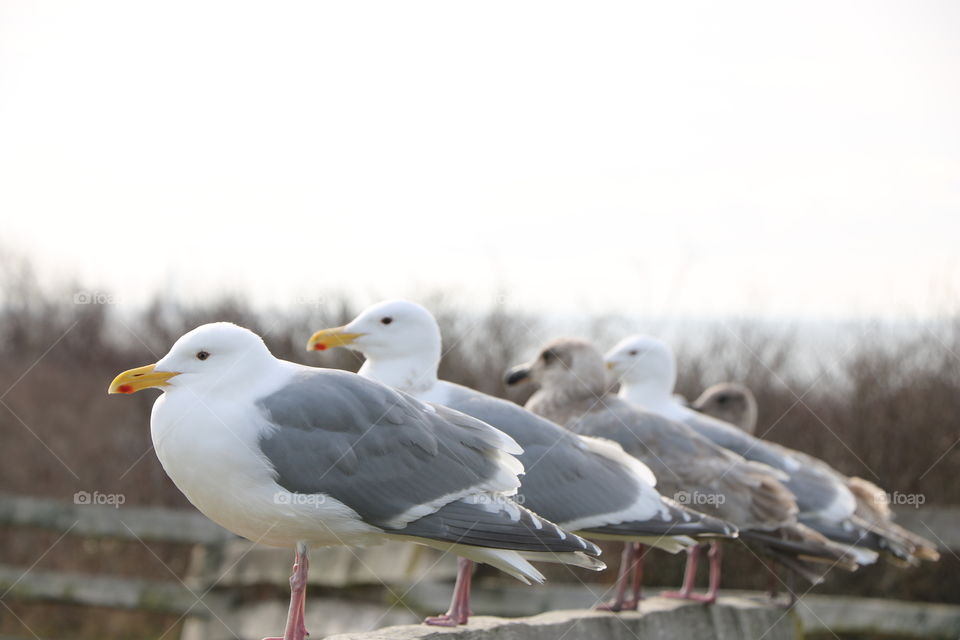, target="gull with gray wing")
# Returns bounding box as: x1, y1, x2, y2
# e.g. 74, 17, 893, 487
308, 300, 737, 613
694, 382, 939, 565
604, 335, 917, 567
507, 338, 861, 603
